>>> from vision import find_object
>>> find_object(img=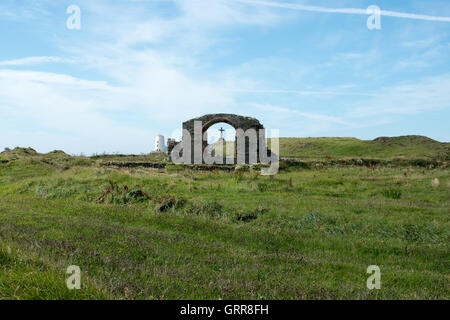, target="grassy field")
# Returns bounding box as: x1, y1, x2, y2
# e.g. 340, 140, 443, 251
213, 135, 449, 160
274, 136, 449, 160
0, 138, 449, 300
